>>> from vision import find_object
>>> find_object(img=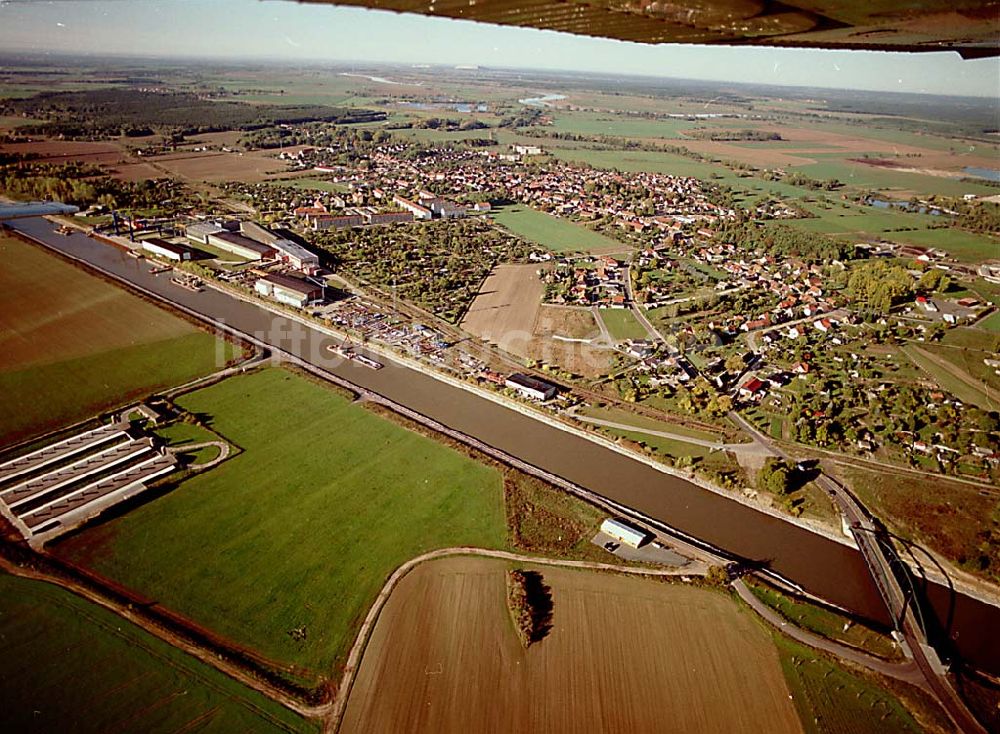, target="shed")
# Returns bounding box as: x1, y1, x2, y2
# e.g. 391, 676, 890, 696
600, 518, 650, 549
